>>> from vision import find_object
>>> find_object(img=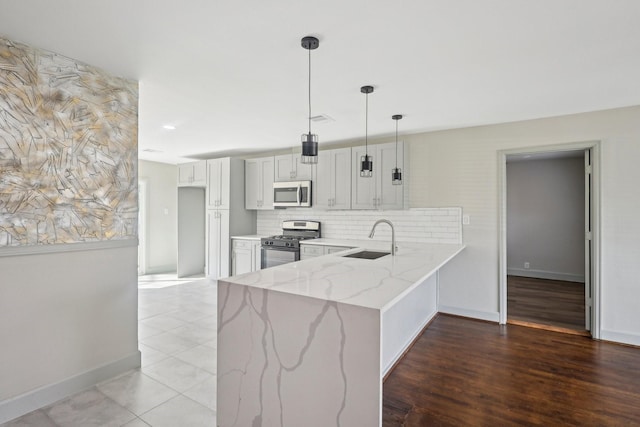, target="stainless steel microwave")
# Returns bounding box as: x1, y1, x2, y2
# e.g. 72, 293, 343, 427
273, 181, 312, 208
